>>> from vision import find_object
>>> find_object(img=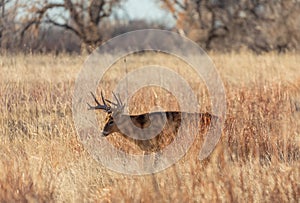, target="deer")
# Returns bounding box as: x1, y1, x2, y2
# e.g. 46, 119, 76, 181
88, 91, 216, 153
